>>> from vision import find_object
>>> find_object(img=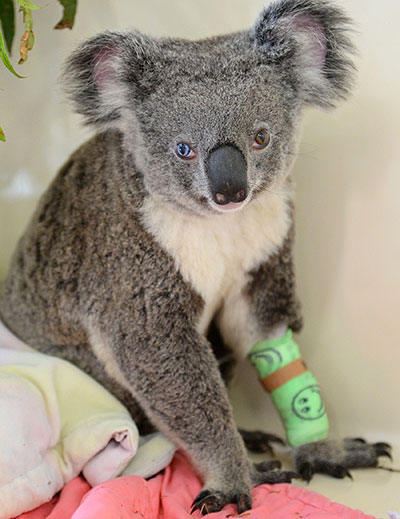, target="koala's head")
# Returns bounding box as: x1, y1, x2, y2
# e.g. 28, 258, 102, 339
64, 0, 355, 216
